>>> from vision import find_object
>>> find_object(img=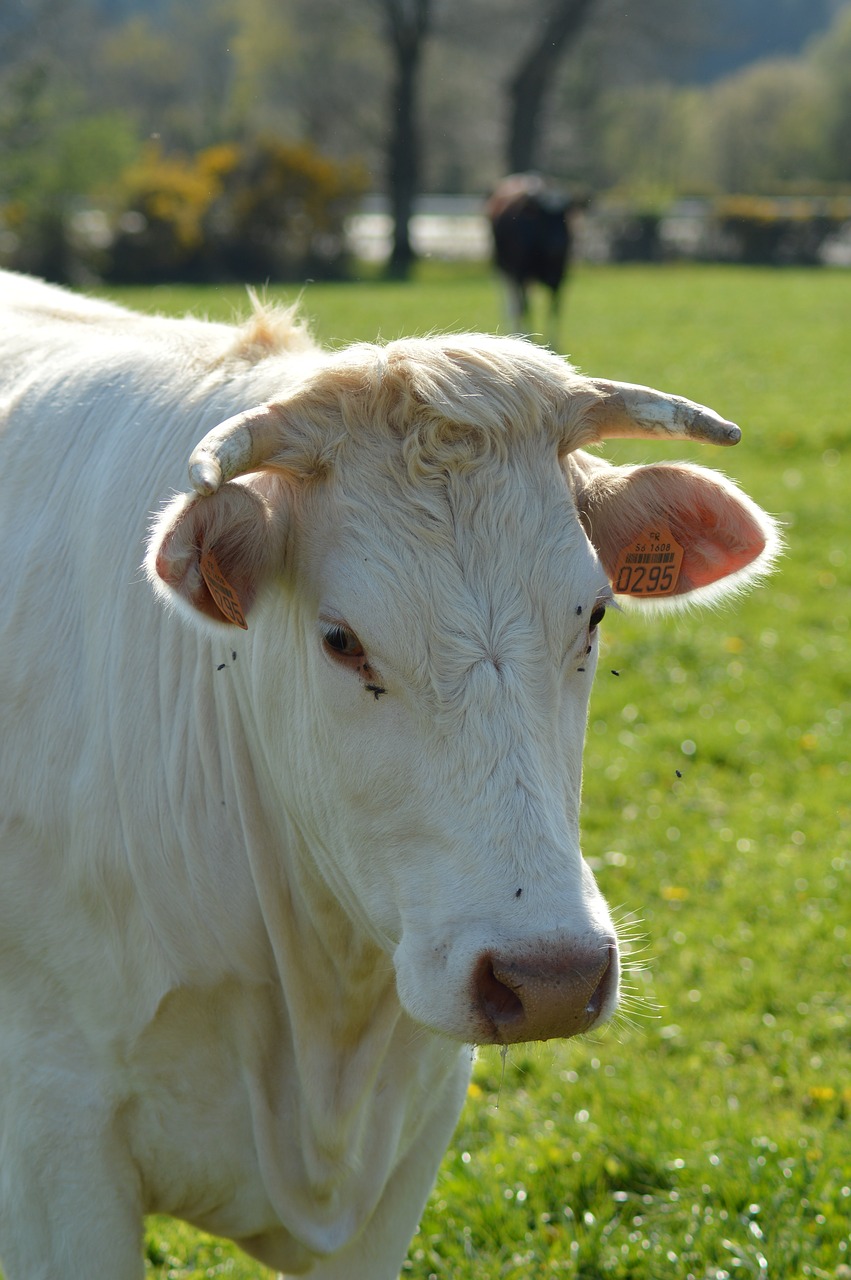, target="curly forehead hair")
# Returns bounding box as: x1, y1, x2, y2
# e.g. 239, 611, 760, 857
271, 334, 603, 482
